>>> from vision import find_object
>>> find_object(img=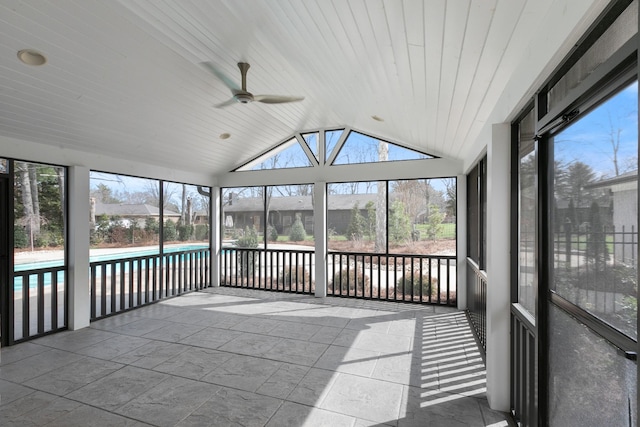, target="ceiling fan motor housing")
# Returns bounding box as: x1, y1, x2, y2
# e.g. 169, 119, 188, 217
235, 93, 253, 103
